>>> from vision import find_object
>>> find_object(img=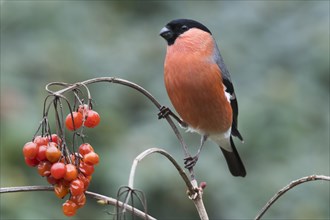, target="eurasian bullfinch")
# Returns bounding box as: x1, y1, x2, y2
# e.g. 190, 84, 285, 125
159, 19, 246, 177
